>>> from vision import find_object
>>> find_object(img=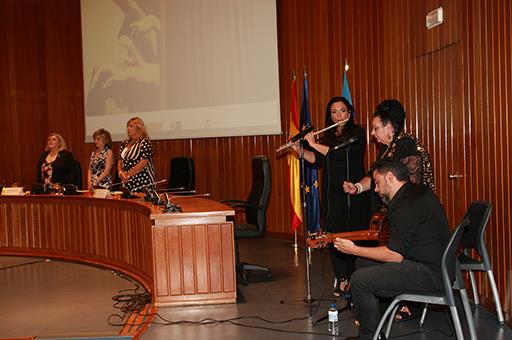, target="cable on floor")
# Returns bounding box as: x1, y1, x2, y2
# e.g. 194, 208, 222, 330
0, 258, 46, 271
111, 312, 344, 337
